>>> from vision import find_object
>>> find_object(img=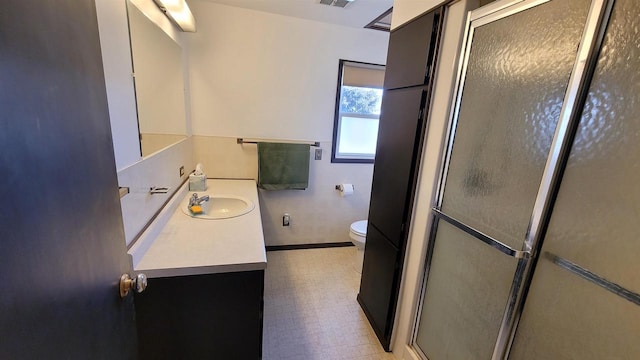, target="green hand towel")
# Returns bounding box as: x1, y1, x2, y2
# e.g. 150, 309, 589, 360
258, 143, 310, 190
